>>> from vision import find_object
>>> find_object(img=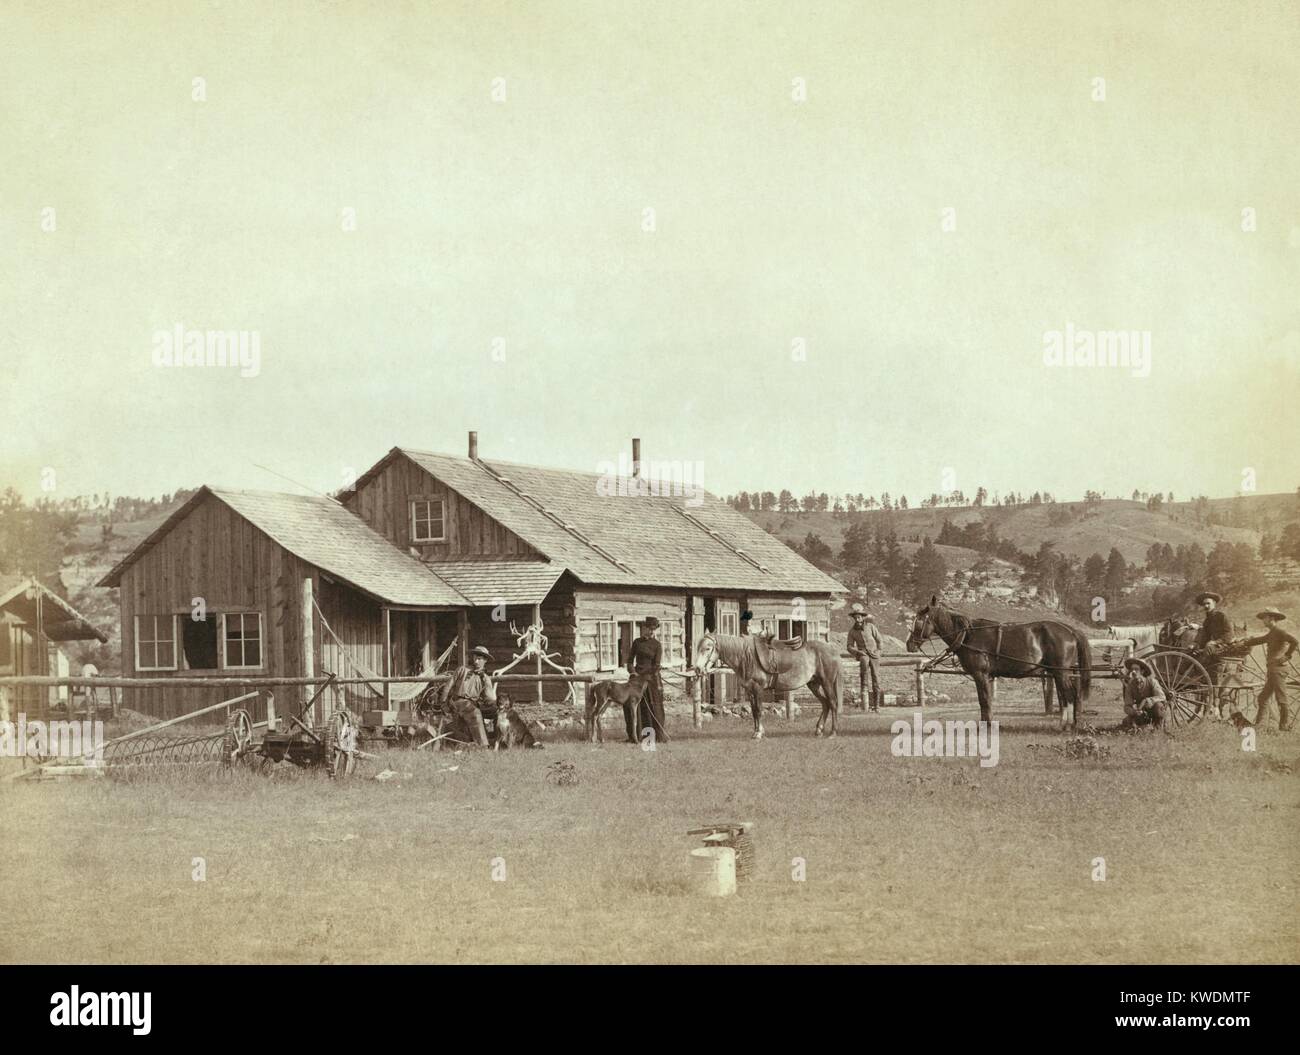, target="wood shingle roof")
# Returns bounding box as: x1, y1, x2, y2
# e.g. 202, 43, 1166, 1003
394, 449, 844, 594
99, 487, 470, 608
